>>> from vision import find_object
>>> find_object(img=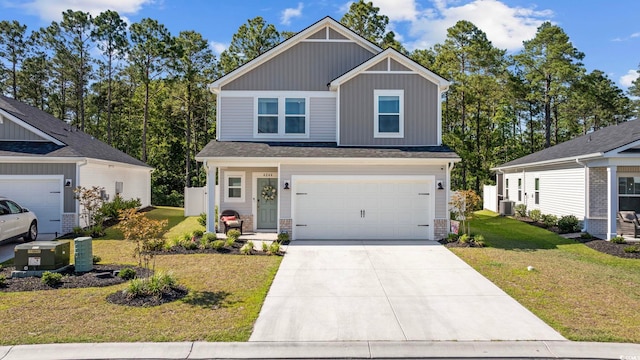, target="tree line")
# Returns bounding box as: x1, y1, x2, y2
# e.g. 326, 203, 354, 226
0, 1, 636, 203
